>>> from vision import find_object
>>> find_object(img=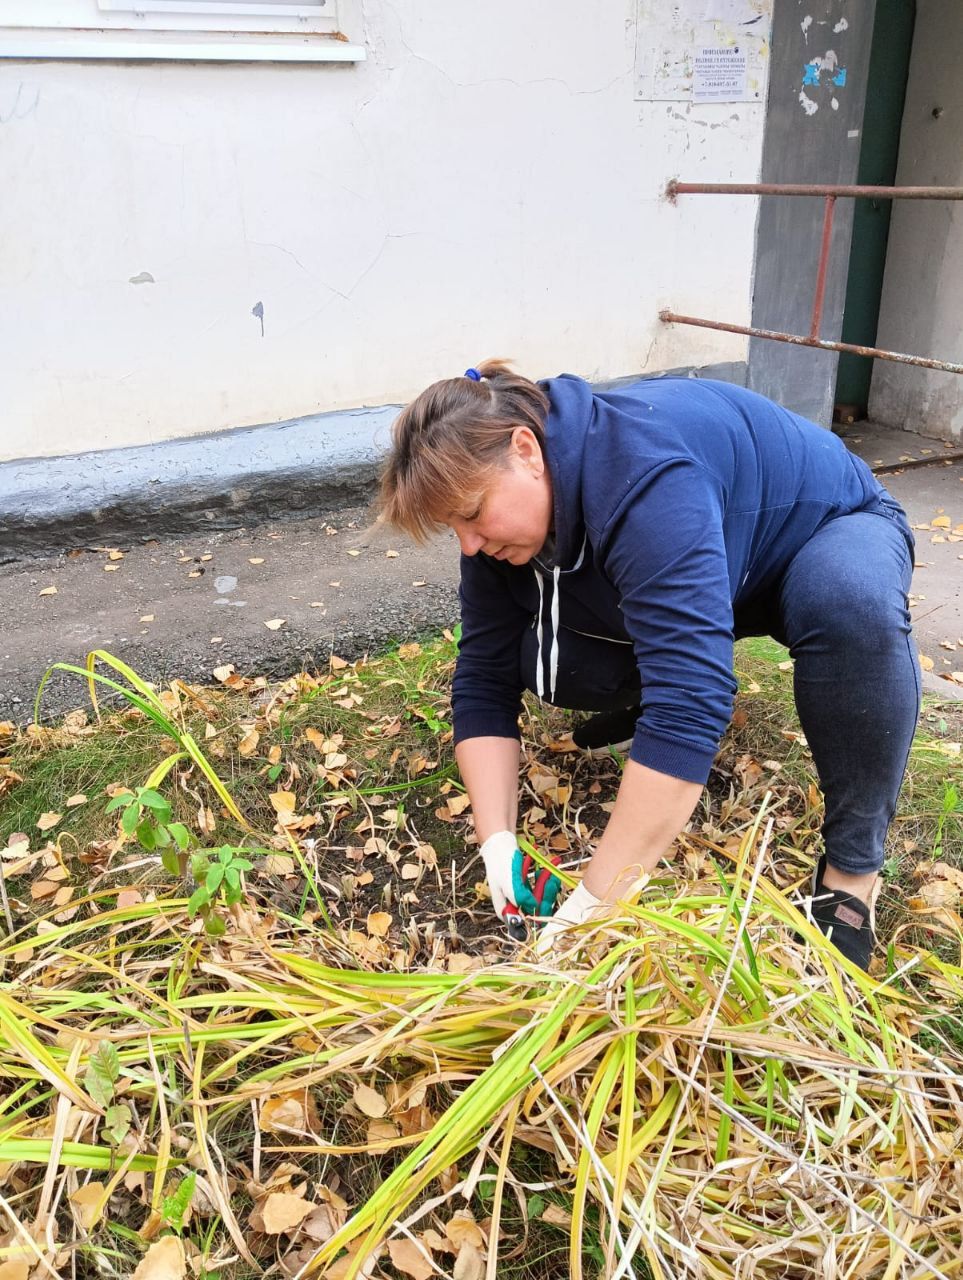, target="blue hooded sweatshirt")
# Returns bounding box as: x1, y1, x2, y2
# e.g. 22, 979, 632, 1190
451, 375, 887, 785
